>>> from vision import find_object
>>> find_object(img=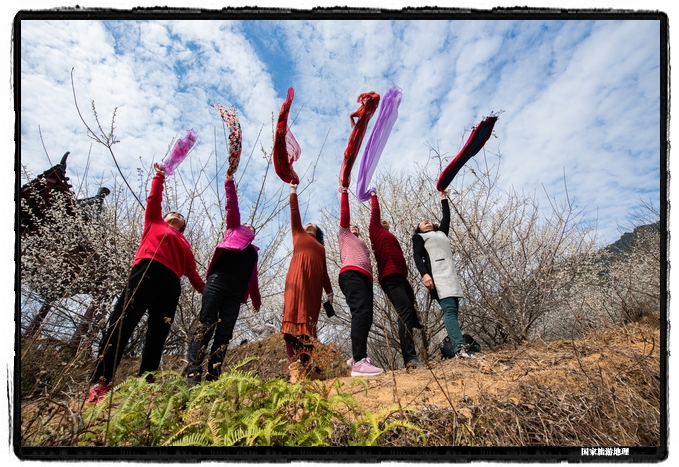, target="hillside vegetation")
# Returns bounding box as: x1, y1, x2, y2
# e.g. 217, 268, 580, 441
19, 308, 660, 449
